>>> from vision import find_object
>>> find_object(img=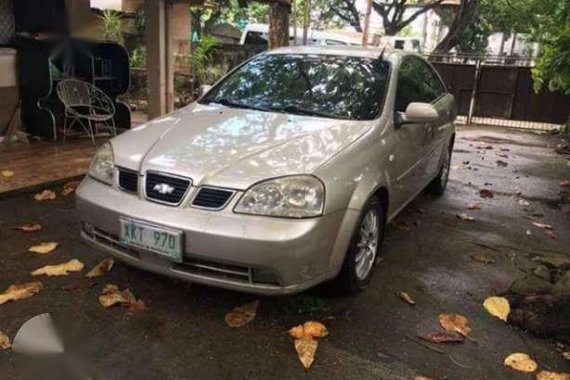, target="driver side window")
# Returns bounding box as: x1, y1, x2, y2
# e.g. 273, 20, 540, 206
395, 57, 445, 113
